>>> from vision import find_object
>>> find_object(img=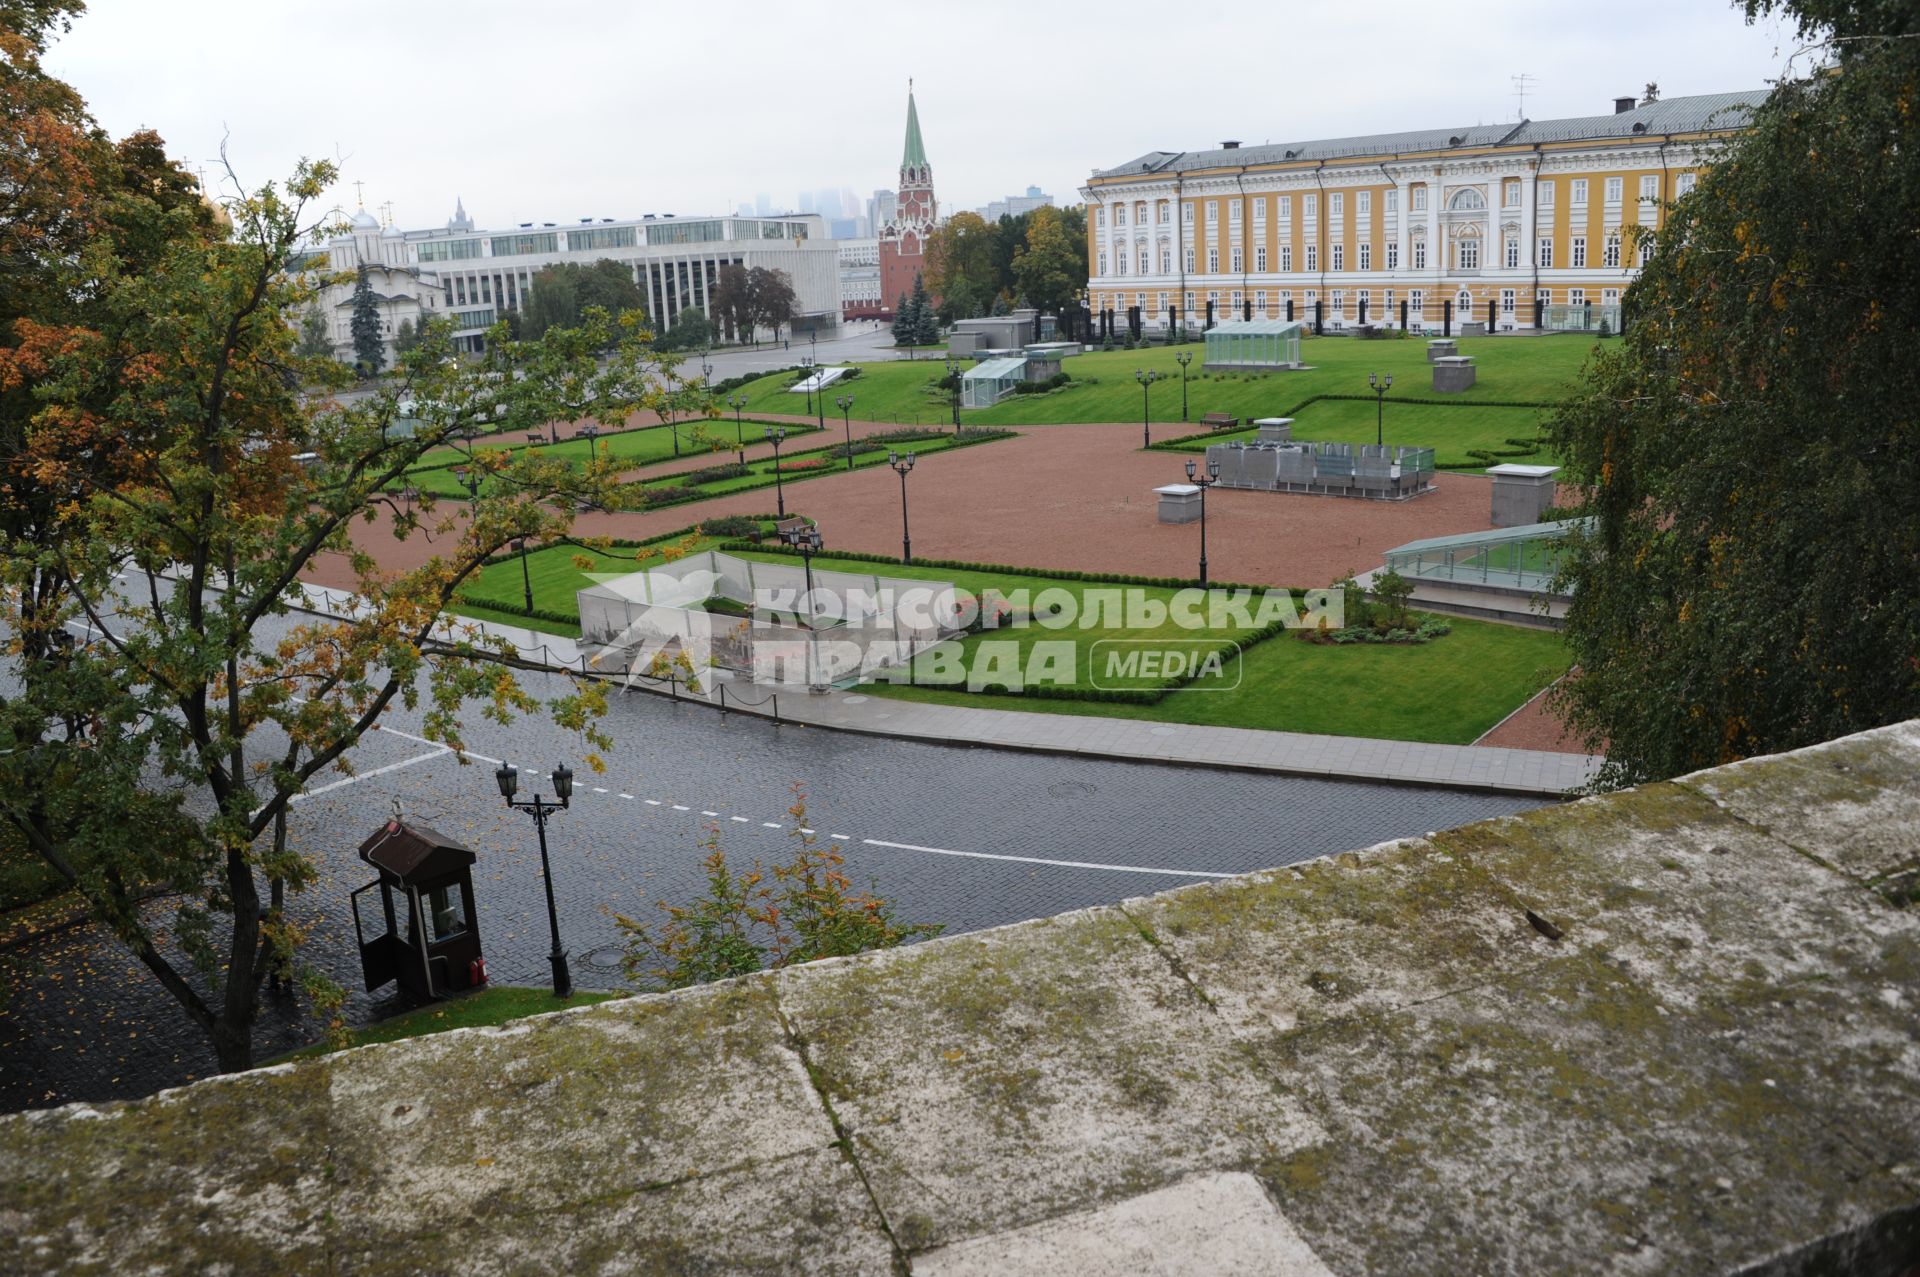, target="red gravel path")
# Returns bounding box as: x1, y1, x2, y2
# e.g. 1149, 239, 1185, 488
1473, 683, 1590, 755
304, 421, 1509, 592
